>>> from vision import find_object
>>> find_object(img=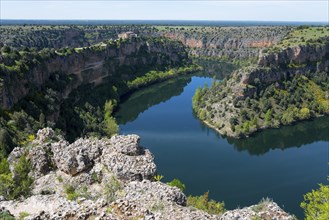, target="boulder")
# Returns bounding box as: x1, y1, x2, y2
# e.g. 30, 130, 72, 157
110, 134, 140, 156
102, 147, 157, 181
